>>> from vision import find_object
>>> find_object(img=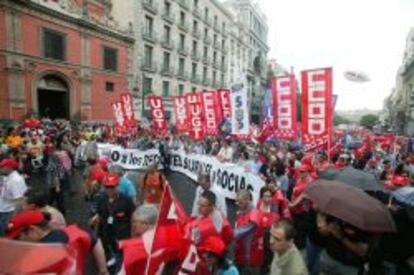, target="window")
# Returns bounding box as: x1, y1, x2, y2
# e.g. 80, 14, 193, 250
193, 20, 198, 32
213, 70, 217, 83
192, 63, 197, 78
164, 1, 171, 15
214, 34, 218, 44
162, 81, 170, 96
222, 22, 226, 33
178, 84, 185, 96
204, 28, 208, 38
222, 39, 225, 49
203, 46, 208, 58
192, 40, 197, 55
143, 77, 152, 95
213, 51, 217, 63
42, 28, 66, 61
204, 8, 209, 20
178, 58, 185, 75
203, 67, 207, 81
214, 15, 218, 27
164, 25, 171, 43
179, 34, 185, 49
192, 87, 196, 93
103, 46, 118, 71
221, 73, 224, 86
194, 0, 198, 8
180, 11, 186, 25
144, 45, 153, 66
163, 52, 170, 71
144, 0, 153, 4
145, 16, 153, 35
221, 56, 225, 66
105, 82, 114, 92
